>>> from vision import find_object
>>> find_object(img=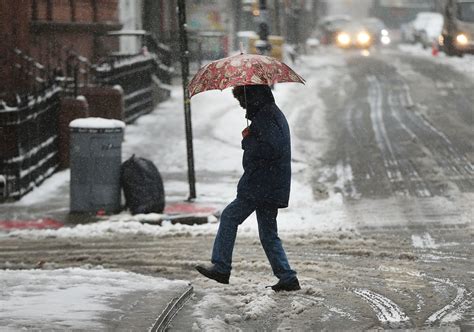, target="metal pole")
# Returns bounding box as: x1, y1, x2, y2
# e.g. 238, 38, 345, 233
233, 0, 242, 50
256, 0, 271, 55
177, 0, 196, 200
274, 0, 281, 36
